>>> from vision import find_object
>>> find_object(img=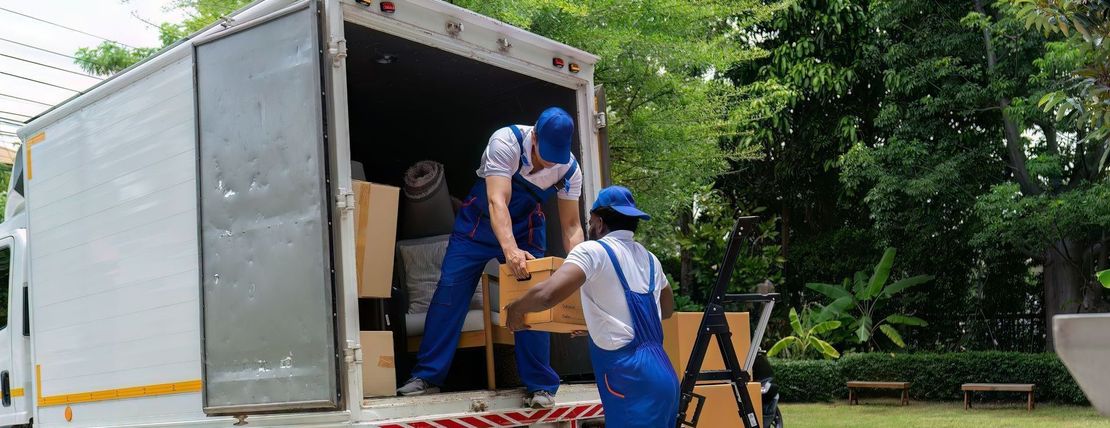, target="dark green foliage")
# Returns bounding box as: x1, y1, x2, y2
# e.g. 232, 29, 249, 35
771, 352, 1088, 405
772, 358, 846, 402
